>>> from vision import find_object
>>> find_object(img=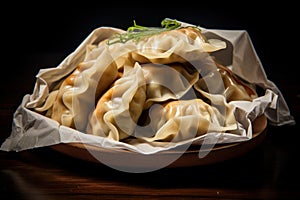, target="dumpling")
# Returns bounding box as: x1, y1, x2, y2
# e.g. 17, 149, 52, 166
86, 63, 146, 141
141, 62, 199, 109
107, 26, 226, 67
36, 44, 119, 131
194, 59, 257, 102
134, 98, 237, 143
